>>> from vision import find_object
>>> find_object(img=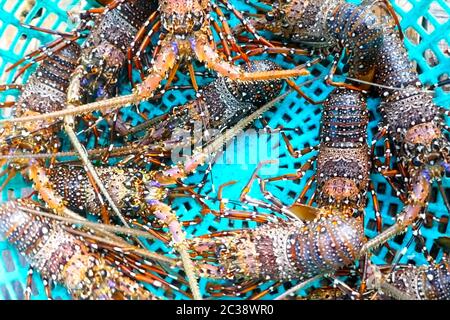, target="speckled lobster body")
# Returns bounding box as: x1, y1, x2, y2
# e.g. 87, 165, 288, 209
0, 199, 154, 300
44, 164, 173, 218
369, 261, 450, 300
69, 0, 157, 104
190, 90, 369, 283
0, 42, 81, 167
245, 0, 388, 80
316, 89, 371, 213
139, 60, 283, 149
